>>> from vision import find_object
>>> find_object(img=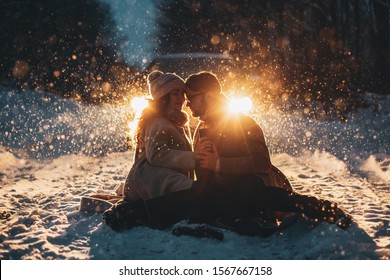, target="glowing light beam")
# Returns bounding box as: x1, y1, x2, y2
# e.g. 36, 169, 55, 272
130, 96, 148, 116
127, 96, 149, 139
228, 97, 252, 114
